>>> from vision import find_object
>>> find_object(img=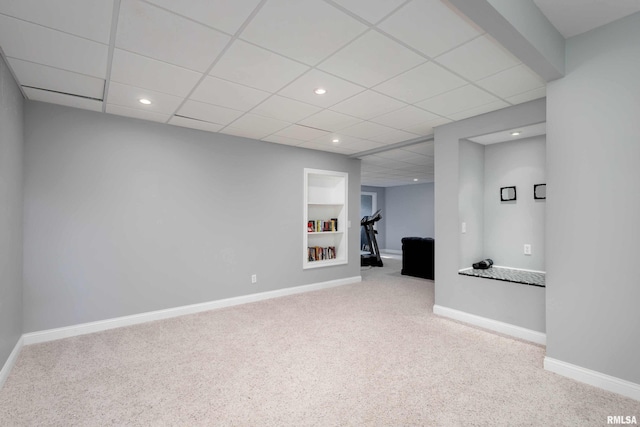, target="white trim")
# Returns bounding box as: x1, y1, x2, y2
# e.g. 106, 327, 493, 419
544, 357, 640, 401
382, 249, 402, 255
492, 265, 546, 274
459, 266, 546, 274
23, 276, 361, 345
433, 304, 546, 345
0, 336, 23, 390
